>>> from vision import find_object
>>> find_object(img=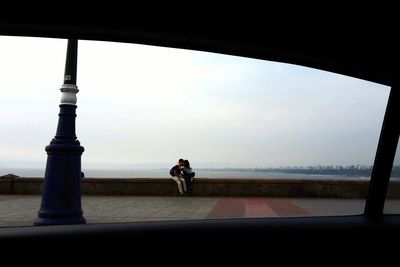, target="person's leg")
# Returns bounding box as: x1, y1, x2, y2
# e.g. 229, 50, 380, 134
184, 176, 192, 195
172, 176, 183, 194
189, 173, 195, 195
179, 177, 187, 193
